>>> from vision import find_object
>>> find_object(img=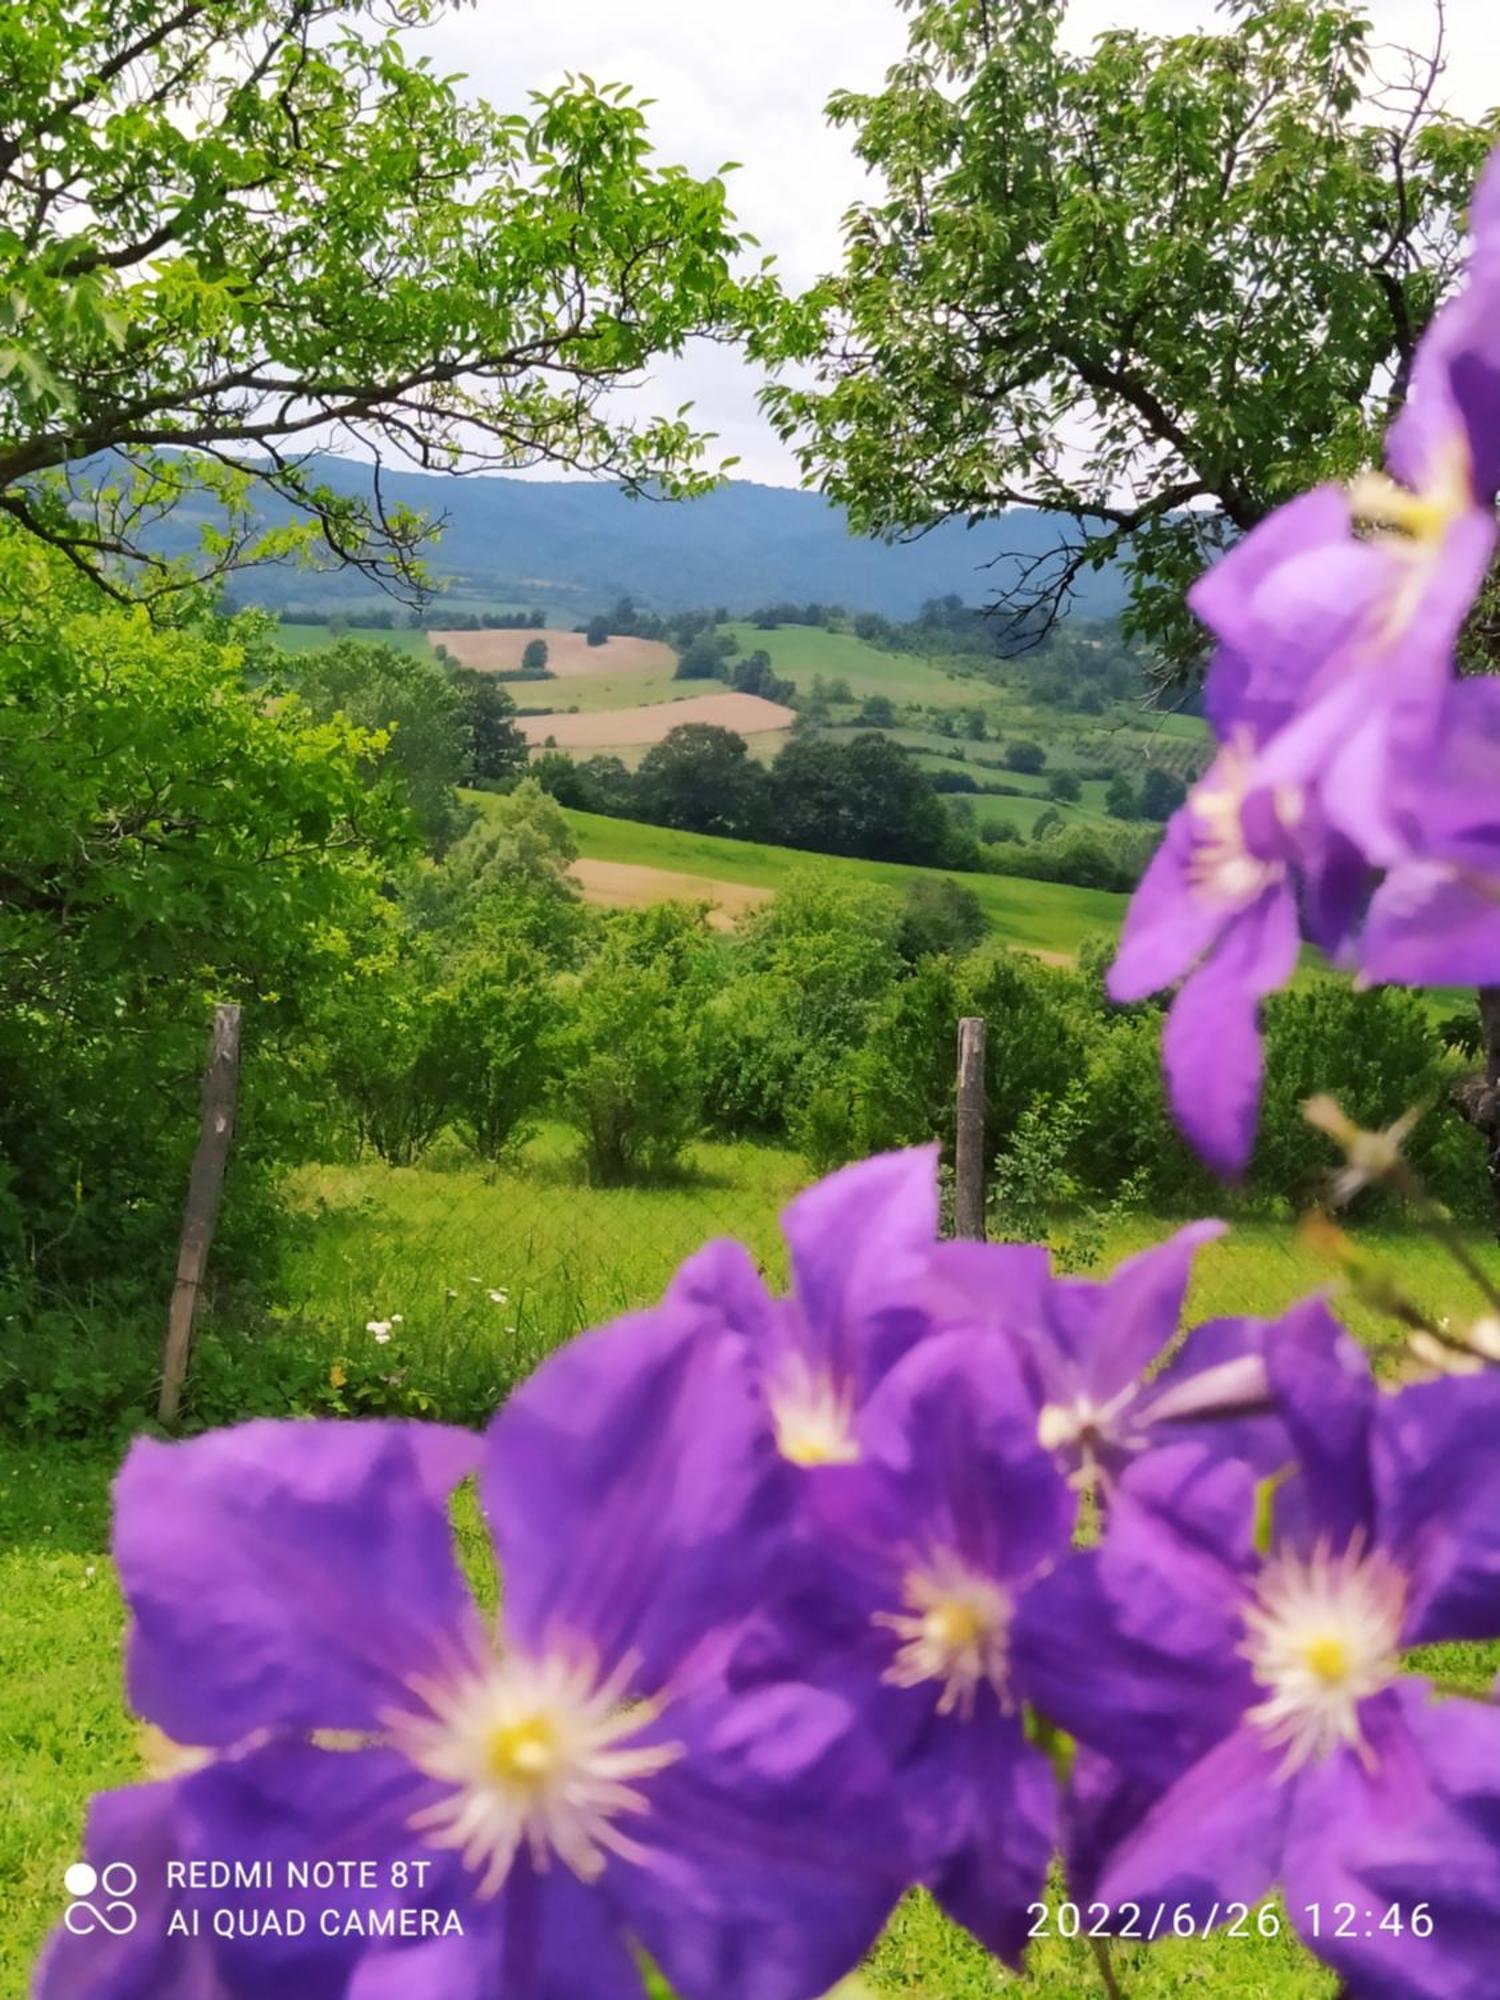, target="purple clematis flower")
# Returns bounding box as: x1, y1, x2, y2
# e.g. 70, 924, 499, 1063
1192, 148, 1500, 866
1014, 1304, 1500, 1999
667, 1146, 941, 1469
1105, 740, 1365, 1176
39, 1309, 905, 2000
925, 1222, 1283, 1489
730, 1330, 1075, 1964
1361, 674, 1500, 986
